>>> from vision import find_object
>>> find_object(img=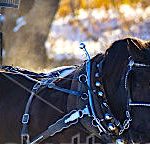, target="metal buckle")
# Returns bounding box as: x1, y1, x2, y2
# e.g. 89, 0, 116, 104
78, 74, 87, 83
81, 93, 88, 100
21, 134, 30, 144
22, 114, 29, 124
64, 106, 90, 123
